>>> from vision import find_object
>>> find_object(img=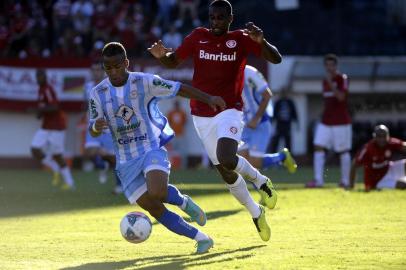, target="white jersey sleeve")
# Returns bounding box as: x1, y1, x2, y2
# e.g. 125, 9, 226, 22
146, 74, 181, 98
245, 65, 269, 95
